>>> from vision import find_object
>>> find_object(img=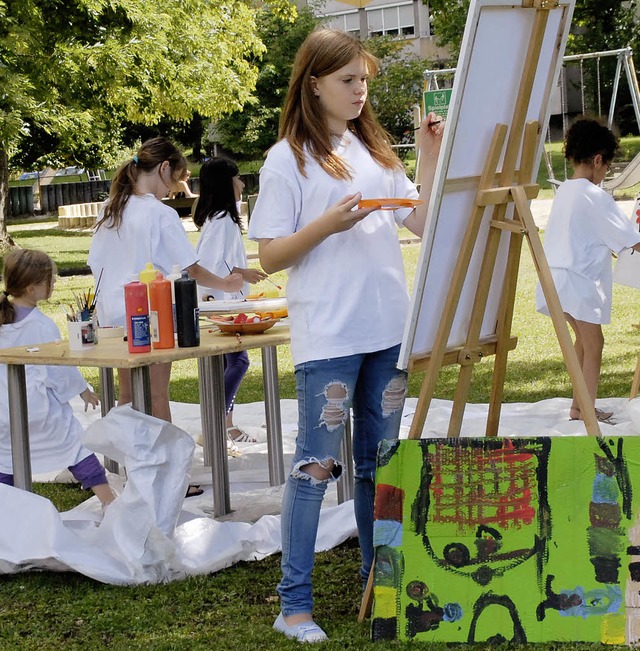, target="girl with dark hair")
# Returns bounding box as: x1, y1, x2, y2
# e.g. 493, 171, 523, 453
247, 28, 444, 642
194, 157, 267, 443
536, 118, 640, 424
0, 249, 115, 510
88, 137, 242, 423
